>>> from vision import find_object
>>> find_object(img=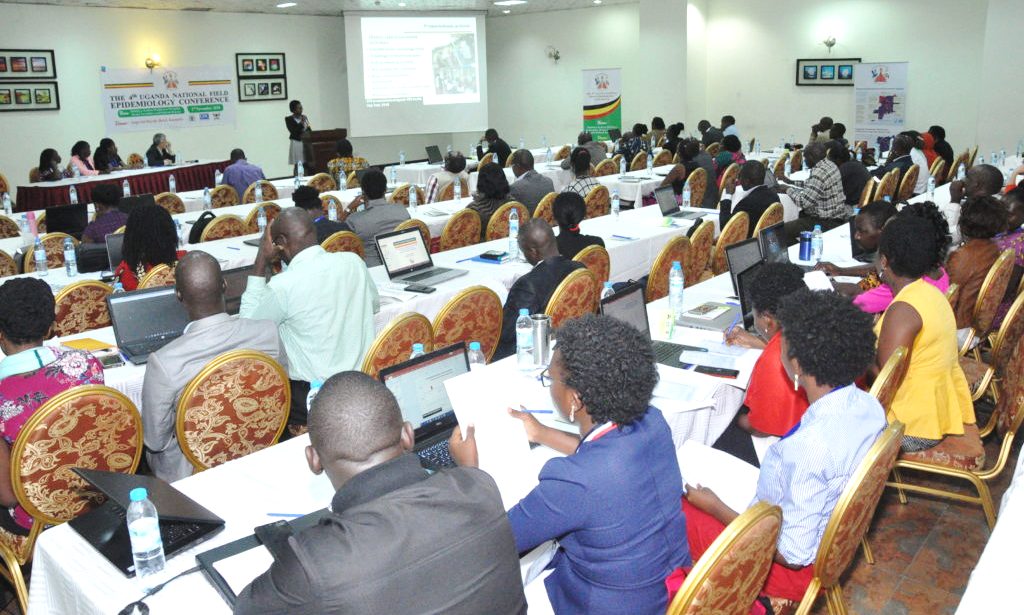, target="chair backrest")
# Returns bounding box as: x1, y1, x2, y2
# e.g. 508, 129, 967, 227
320, 194, 346, 221
869, 346, 910, 412
138, 263, 176, 289
307, 172, 337, 192
154, 192, 185, 214
199, 214, 247, 242
896, 164, 919, 201
771, 152, 789, 179
175, 350, 289, 472
0, 214, 19, 239
995, 335, 1024, 438
648, 236, 691, 302
686, 167, 708, 207
967, 145, 979, 169
653, 150, 673, 167
0, 249, 16, 278
583, 184, 610, 219
505, 150, 518, 168
858, 179, 877, 206
553, 145, 571, 161
812, 422, 904, 588
388, 183, 426, 206
752, 203, 783, 238
210, 185, 239, 208
533, 192, 557, 226
718, 162, 740, 192
990, 291, 1024, 378
629, 151, 647, 172
244, 202, 283, 233
610, 153, 623, 168
126, 153, 144, 169
485, 201, 530, 241
945, 282, 960, 307
593, 159, 617, 177
712, 212, 750, 275
432, 286, 503, 361
242, 180, 279, 204
440, 209, 481, 251
666, 502, 782, 615
395, 218, 431, 247
24, 232, 76, 272
573, 244, 611, 285
789, 149, 803, 171
705, 142, 722, 156
972, 250, 1016, 337
544, 268, 599, 328
685, 221, 715, 285
947, 153, 968, 183
437, 178, 470, 202
0, 172, 8, 195
321, 230, 365, 258
873, 169, 899, 202
929, 158, 947, 184
478, 152, 495, 166
361, 312, 434, 379
11, 385, 143, 527
346, 171, 360, 189
53, 280, 113, 337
